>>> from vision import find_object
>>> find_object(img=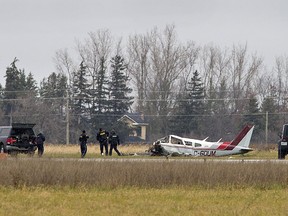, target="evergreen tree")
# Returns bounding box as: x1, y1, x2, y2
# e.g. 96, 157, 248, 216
210, 79, 229, 115
13, 71, 39, 123
3, 58, 27, 123
242, 94, 261, 134
0, 84, 4, 123
40, 72, 67, 99
261, 96, 278, 132
2, 58, 40, 124
70, 61, 91, 134
169, 70, 205, 136
90, 57, 110, 130
72, 61, 90, 116
40, 72, 68, 117
204, 79, 232, 138
95, 57, 110, 113
0, 84, 3, 99
39, 72, 68, 143
4, 58, 22, 103
168, 91, 190, 135
185, 70, 205, 135
108, 55, 134, 132
25, 72, 38, 94
260, 84, 279, 132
